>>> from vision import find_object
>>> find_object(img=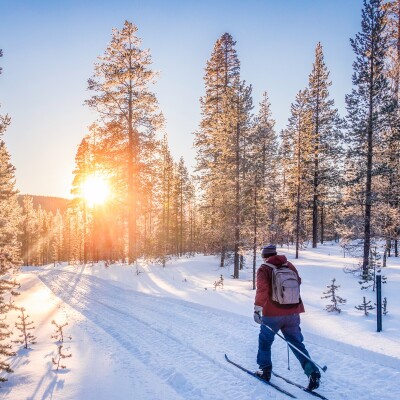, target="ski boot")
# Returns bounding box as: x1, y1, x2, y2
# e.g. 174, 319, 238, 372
307, 370, 321, 391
